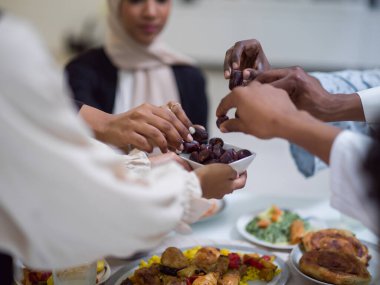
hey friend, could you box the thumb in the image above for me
[219,118,244,133]
[216,92,236,118]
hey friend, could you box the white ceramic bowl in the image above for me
[179,143,256,174]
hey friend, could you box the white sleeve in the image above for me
[357,86,380,123]
[329,131,379,236]
[0,14,209,270]
[88,139,152,175]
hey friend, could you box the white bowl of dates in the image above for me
[180,127,256,174]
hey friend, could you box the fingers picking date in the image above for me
[216,115,229,129]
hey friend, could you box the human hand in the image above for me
[224,39,270,83]
[216,81,299,139]
[195,164,247,199]
[149,152,192,171]
[101,103,193,153]
[255,67,335,121]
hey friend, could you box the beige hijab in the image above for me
[105,0,194,107]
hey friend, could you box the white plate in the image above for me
[289,241,379,285]
[195,198,226,223]
[179,143,256,174]
[97,260,112,284]
[105,244,289,285]
[236,210,327,250]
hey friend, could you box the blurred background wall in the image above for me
[2,0,380,70]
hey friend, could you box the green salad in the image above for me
[246,206,309,244]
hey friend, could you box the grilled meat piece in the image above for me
[161,247,189,269]
[300,250,371,285]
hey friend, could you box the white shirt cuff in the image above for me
[357,86,380,123]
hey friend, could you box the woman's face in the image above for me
[120,0,172,45]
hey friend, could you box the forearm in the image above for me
[321,93,365,122]
[278,111,342,164]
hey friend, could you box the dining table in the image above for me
[105,188,379,285]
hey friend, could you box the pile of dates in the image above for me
[183,126,252,165]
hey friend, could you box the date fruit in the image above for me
[192,126,208,144]
[198,149,211,163]
[220,149,238,164]
[229,70,244,90]
[237,149,252,160]
[189,151,200,163]
[209,137,224,147]
[183,141,200,154]
[212,144,224,159]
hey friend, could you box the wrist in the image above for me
[321,93,365,122]
[79,105,114,141]
[277,110,341,164]
[275,110,317,140]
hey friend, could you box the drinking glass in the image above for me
[53,262,97,285]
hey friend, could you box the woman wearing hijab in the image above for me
[66,0,208,152]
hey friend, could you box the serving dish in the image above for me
[180,143,256,174]
[105,244,289,285]
[236,208,326,250]
[289,240,379,285]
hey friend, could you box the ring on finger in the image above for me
[168,102,181,112]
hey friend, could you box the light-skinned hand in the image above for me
[216,81,298,139]
[101,102,193,153]
[195,164,247,199]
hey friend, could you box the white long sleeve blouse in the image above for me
[330,131,379,237]
[0,14,208,270]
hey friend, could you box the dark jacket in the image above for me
[65,48,208,127]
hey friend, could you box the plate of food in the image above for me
[195,198,227,223]
[105,244,289,285]
[236,205,326,250]
[289,228,379,285]
[16,260,111,285]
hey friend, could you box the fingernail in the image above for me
[179,144,184,151]
[176,149,182,154]
[232,62,239,69]
[187,134,193,142]
[220,127,227,133]
[188,126,195,135]
[224,70,230,78]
